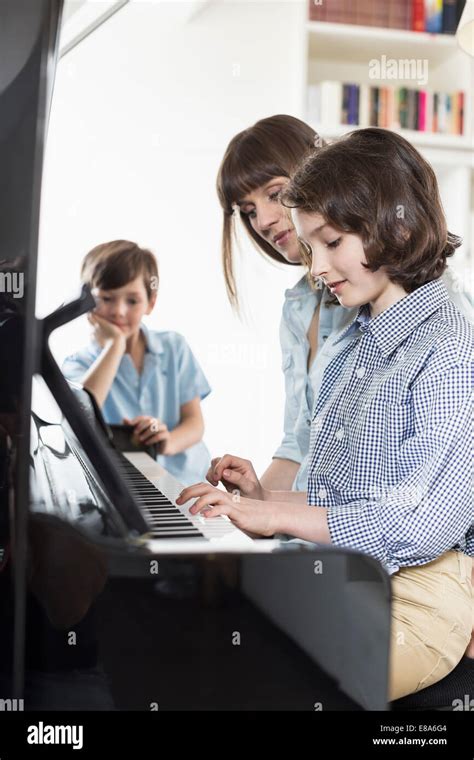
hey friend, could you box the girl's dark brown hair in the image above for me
[81,240,159,299]
[216,115,321,308]
[281,128,461,292]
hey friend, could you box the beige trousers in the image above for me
[388,550,473,701]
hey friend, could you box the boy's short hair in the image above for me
[281,128,461,292]
[81,240,159,299]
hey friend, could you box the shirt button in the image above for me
[355,367,366,378]
[318,488,327,500]
[322,335,328,341]
[306,419,311,427]
[335,428,345,440]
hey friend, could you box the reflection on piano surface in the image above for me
[31,376,278,551]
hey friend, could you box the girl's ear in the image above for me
[146,291,157,314]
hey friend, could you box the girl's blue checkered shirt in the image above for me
[307,278,473,575]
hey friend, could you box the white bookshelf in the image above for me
[307,21,459,63]
[303,18,474,273]
[311,123,474,165]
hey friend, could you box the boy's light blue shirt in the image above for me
[62,324,211,486]
[275,268,473,491]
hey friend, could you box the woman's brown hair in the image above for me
[216,115,320,308]
[81,240,159,299]
[281,128,461,292]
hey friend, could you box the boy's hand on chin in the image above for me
[88,311,126,348]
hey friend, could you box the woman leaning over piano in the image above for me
[177,128,474,701]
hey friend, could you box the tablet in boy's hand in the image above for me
[108,424,156,457]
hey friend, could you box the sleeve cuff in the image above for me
[326,502,386,562]
[180,383,211,406]
[272,444,303,464]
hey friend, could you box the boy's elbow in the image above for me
[192,415,205,443]
[179,399,205,443]
[195,418,205,441]
[83,381,102,408]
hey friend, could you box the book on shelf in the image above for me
[308,0,466,34]
[307,81,465,135]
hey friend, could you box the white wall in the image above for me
[37,0,307,475]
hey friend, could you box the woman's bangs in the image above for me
[221,141,287,212]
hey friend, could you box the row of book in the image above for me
[307,82,465,134]
[308,0,467,34]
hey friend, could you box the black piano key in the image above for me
[110,451,204,536]
[146,518,191,523]
[146,520,194,528]
[150,532,201,537]
[146,517,189,522]
[144,510,187,516]
[149,530,202,536]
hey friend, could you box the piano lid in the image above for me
[0,0,64,698]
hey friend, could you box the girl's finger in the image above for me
[213,455,233,479]
[189,492,232,515]
[213,455,246,481]
[201,505,232,520]
[221,468,241,483]
[176,483,216,504]
[207,459,221,485]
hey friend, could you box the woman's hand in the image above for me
[88,311,126,349]
[123,415,173,454]
[176,482,277,537]
[206,454,265,500]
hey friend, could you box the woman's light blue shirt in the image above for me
[62,324,211,486]
[274,269,473,491]
[274,275,355,490]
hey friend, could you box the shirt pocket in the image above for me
[352,397,414,486]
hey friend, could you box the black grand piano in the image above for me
[0,0,394,712]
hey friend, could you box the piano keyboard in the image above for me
[113,451,204,539]
[115,452,282,552]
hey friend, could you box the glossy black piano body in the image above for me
[23,371,392,710]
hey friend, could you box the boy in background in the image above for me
[63,240,211,486]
